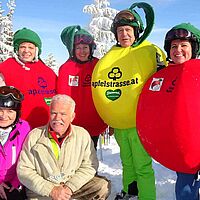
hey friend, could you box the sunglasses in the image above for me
[0,86,24,101]
[165,29,194,41]
[74,34,94,45]
[114,10,135,24]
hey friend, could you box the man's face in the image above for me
[117,25,135,47]
[18,42,36,63]
[50,100,75,138]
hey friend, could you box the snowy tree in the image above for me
[0,0,15,62]
[83,0,118,58]
[44,53,59,75]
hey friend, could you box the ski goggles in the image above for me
[0,98,21,109]
[74,34,94,45]
[165,28,194,41]
[114,10,136,24]
[0,86,24,101]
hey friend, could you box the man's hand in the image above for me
[50,185,72,200]
[0,182,10,200]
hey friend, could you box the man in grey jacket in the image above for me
[17,94,110,200]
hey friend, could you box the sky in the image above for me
[98,135,176,199]
[2,0,200,65]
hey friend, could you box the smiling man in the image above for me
[17,94,110,200]
[91,2,167,200]
[116,25,136,48]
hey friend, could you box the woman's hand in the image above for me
[0,182,10,200]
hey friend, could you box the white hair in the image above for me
[50,94,76,113]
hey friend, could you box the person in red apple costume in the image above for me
[0,28,57,129]
[57,25,107,149]
[137,23,200,200]
[164,23,200,200]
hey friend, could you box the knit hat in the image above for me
[13,28,42,55]
[60,25,96,57]
[164,23,200,59]
[111,2,154,47]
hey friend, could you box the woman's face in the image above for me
[18,42,36,63]
[170,39,192,64]
[0,108,17,128]
[74,43,90,62]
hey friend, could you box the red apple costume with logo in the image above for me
[137,23,200,200]
[57,58,106,136]
[137,23,200,174]
[0,28,57,129]
[57,25,107,148]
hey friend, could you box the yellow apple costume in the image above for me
[92,2,166,199]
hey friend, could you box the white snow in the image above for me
[97,135,177,200]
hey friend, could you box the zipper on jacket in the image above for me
[12,144,16,164]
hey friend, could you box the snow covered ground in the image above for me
[97,135,177,200]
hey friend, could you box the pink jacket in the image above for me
[0,119,30,188]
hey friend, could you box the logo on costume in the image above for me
[149,78,164,91]
[92,66,139,89]
[83,74,91,87]
[28,77,56,96]
[108,67,122,80]
[38,77,47,89]
[92,66,140,101]
[166,78,177,93]
[68,75,79,86]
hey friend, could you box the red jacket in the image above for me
[57,58,107,136]
[0,58,57,129]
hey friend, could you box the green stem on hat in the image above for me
[129,2,154,47]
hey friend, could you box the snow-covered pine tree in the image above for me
[0,0,15,62]
[83,0,118,58]
[44,53,59,75]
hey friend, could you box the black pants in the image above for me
[0,183,26,200]
[91,136,99,150]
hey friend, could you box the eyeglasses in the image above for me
[0,86,24,101]
[165,28,194,41]
[114,10,135,24]
[74,34,94,45]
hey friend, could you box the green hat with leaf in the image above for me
[111,2,155,47]
[60,25,95,57]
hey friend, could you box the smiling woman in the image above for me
[0,27,57,129]
[137,22,200,200]
[18,42,37,63]
[0,86,30,200]
[57,25,108,150]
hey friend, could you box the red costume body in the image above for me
[137,59,200,173]
[0,58,57,129]
[57,58,107,136]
